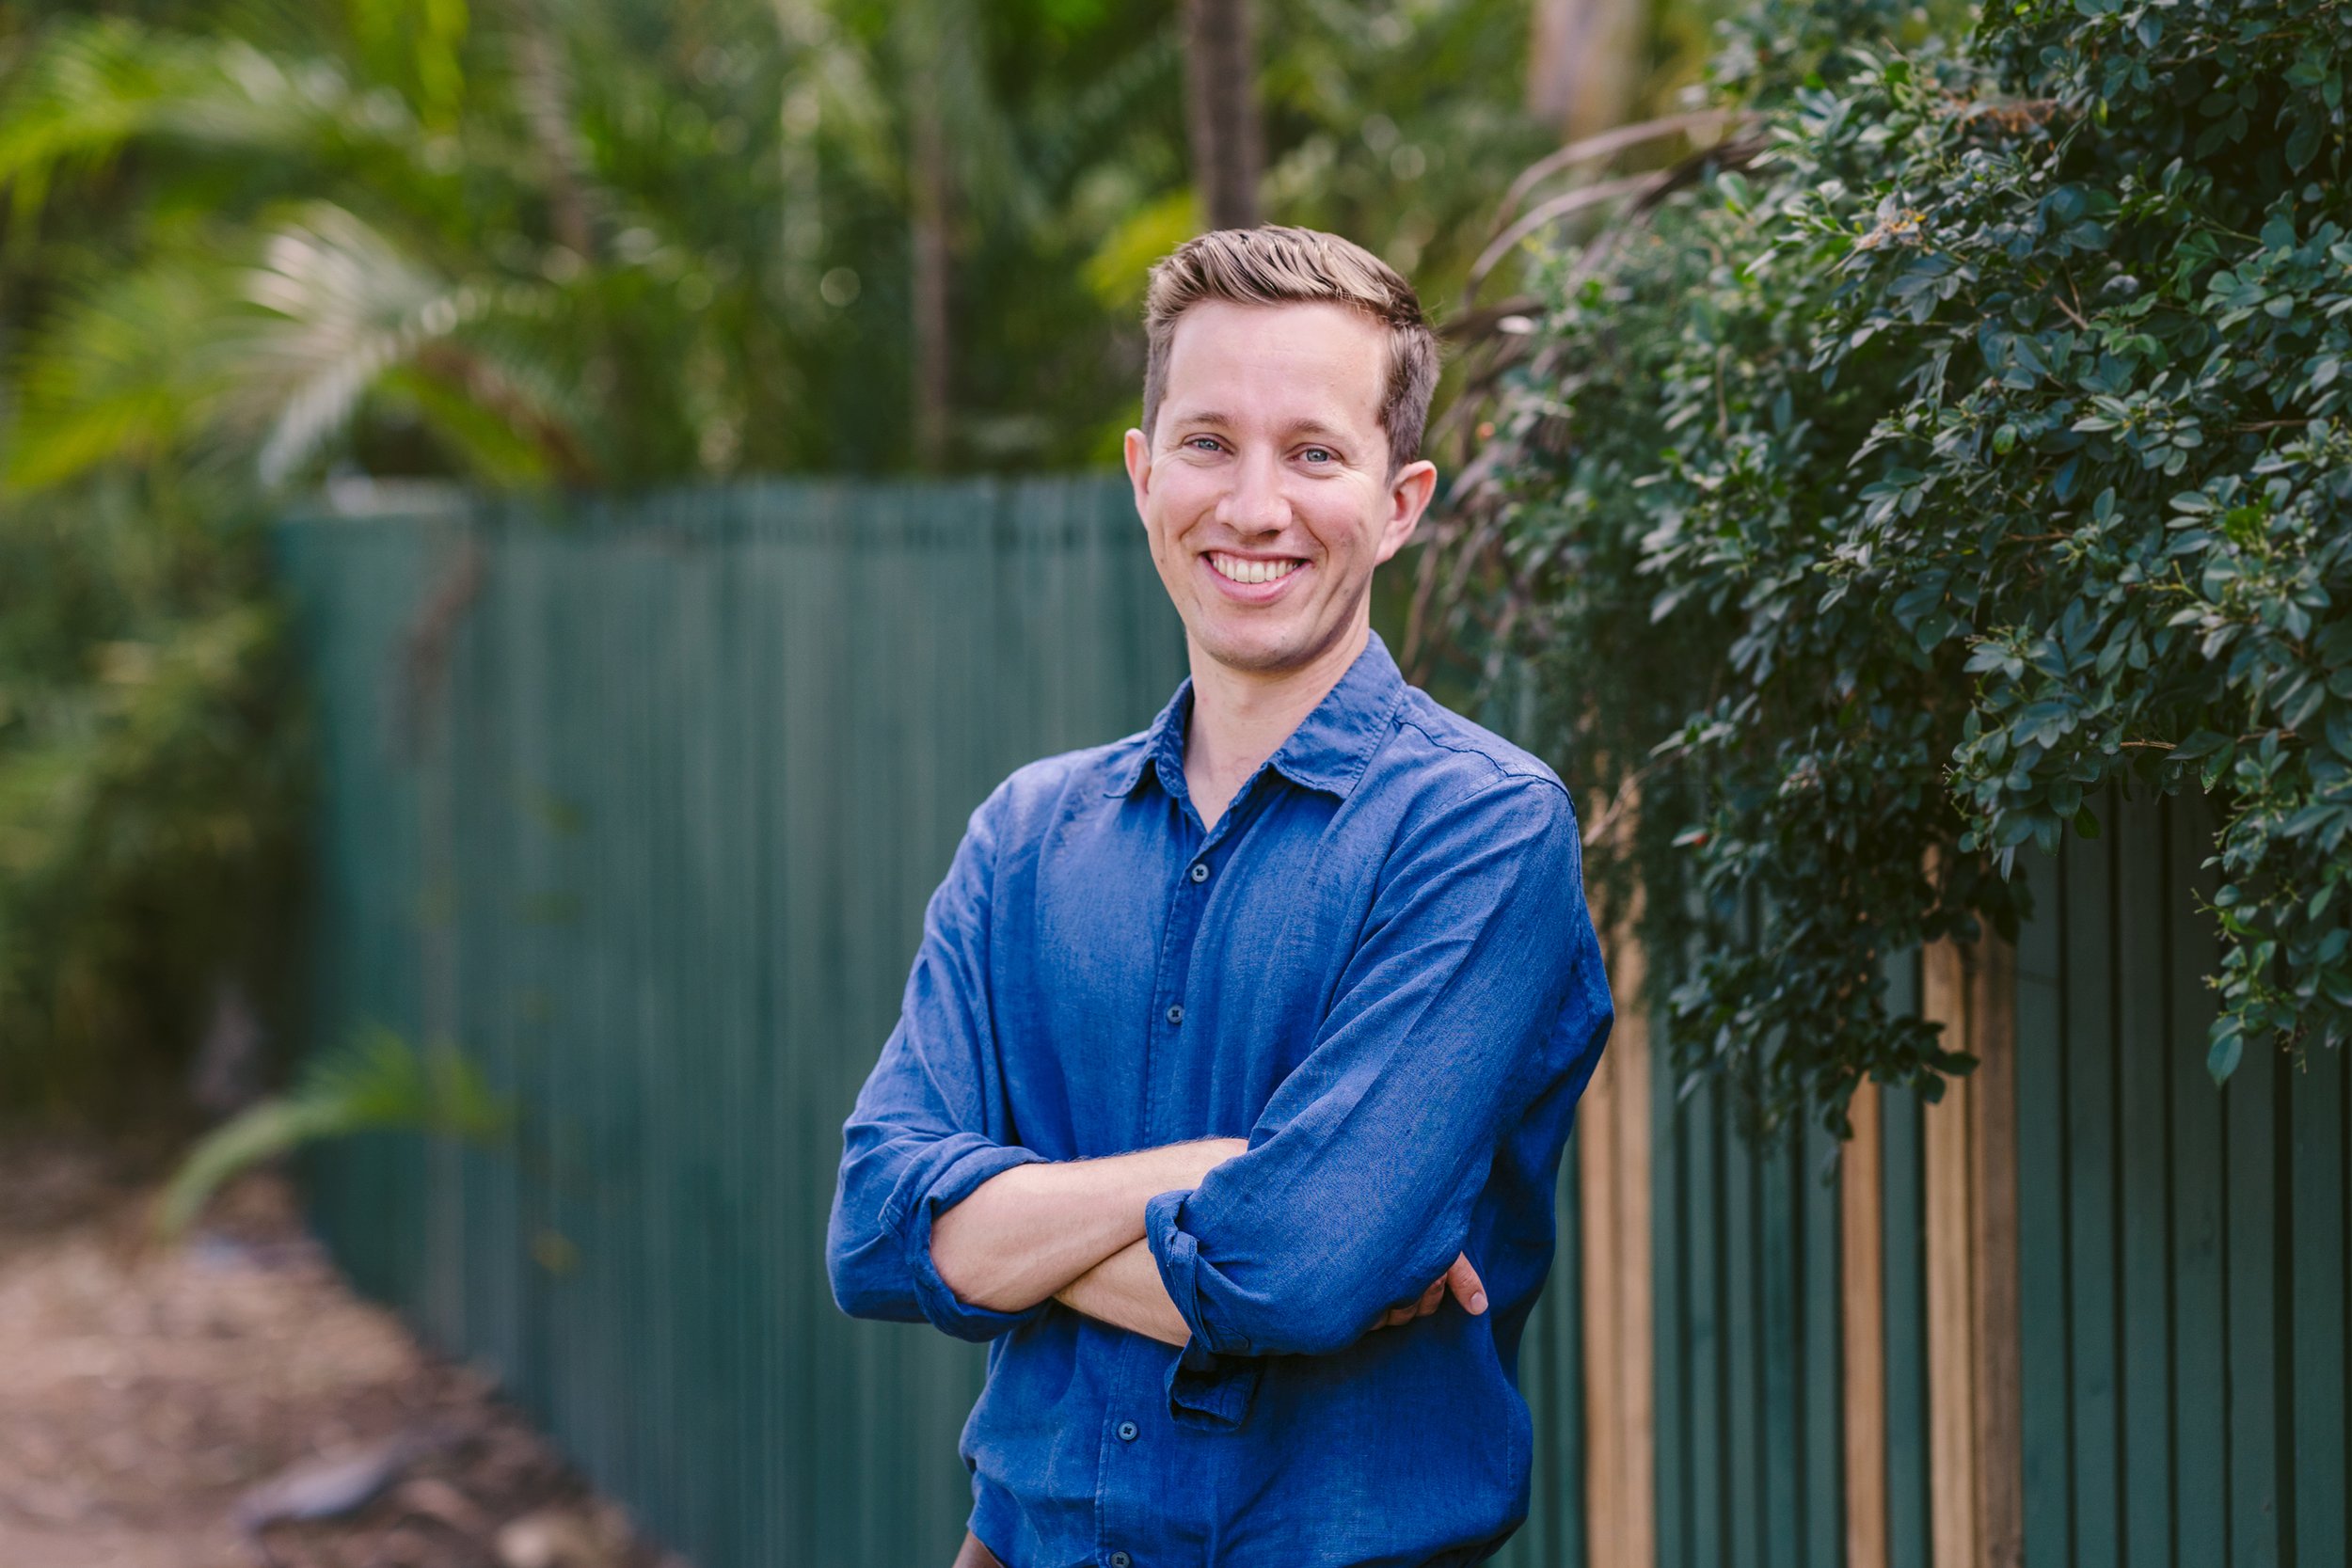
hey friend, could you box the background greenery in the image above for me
[0,0,1723,1121]
[1442,0,2352,1134]
[20,0,2339,1145]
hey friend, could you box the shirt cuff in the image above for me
[890,1137,1052,1342]
[1144,1188,1263,1429]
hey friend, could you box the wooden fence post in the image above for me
[1581,909,1655,1568]
[1920,931,2025,1568]
[1844,1076,1890,1568]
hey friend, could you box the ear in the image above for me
[1123,426,1152,517]
[1373,458,1439,565]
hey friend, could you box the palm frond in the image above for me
[8,205,588,491]
[235,202,478,483]
[236,204,593,484]
[0,17,416,230]
[4,250,255,489]
[154,1024,506,1242]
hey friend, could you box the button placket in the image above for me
[1138,822,1221,1141]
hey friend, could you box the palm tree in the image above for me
[0,0,1204,492]
[0,0,1621,1119]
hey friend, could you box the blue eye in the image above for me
[1301,447,1334,464]
[1186,436,1221,452]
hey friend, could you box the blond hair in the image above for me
[1140,226,1438,477]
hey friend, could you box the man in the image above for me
[826,226,1613,1568]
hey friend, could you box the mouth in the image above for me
[1204,551,1307,589]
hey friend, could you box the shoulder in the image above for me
[965,729,1152,847]
[1376,687,1575,831]
[1363,696,1593,942]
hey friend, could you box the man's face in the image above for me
[1125,299,1438,682]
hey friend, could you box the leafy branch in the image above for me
[1439,0,2352,1134]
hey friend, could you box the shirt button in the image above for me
[1166,1005,1184,1026]
[1118,1419,1139,1441]
[1111,1556,1132,1568]
[1188,861,1210,883]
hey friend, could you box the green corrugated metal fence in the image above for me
[2012,796,2348,1567]
[275,478,1593,1567]
[1832,800,2348,1567]
[1650,1074,1845,1568]
[1491,1156,1587,1568]
[279,477,2345,1568]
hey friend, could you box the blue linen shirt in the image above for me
[826,630,1613,1568]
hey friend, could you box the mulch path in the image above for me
[0,1132,684,1568]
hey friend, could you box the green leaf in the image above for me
[2285,119,2323,173]
[155,1027,506,1240]
[2206,1022,2244,1084]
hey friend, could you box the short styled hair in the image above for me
[1140,226,1438,478]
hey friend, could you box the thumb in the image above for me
[1446,1251,1487,1315]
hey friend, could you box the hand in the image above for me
[1373,1252,1486,1330]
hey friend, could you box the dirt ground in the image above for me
[0,1133,685,1568]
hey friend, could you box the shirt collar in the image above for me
[1104,630,1406,802]
[1103,679,1196,800]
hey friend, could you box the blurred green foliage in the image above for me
[1453,0,2352,1135]
[0,0,1631,486]
[0,474,302,1120]
[154,1023,505,1238]
[0,0,1722,1119]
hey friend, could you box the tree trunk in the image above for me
[908,78,952,469]
[1180,0,1263,230]
[1526,0,1646,142]
[506,0,597,257]
[771,0,827,309]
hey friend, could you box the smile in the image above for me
[1207,552,1305,585]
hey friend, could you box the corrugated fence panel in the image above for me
[274,480,1189,1565]
[274,478,1594,1568]
[1875,951,1932,1568]
[1650,1029,1844,1568]
[1487,1149,1586,1568]
[2010,793,2350,1568]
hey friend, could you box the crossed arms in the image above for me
[929,1139,1487,1348]
[825,772,1590,1410]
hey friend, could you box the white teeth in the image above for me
[1210,553,1302,585]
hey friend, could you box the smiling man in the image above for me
[827,227,1613,1568]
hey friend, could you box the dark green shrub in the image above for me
[1454,0,2352,1133]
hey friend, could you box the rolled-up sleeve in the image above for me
[1144,773,1610,1418]
[826,791,1050,1342]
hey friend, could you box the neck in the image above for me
[1182,616,1370,831]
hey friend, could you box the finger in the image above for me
[1445,1252,1488,1315]
[1414,1276,1446,1318]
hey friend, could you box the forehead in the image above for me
[1159,299,1388,433]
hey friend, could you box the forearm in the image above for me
[930,1137,1244,1313]
[1055,1238,1189,1347]
[1058,1233,1482,1352]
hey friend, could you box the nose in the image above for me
[1216,447,1289,537]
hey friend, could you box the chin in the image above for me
[1191,618,1323,676]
